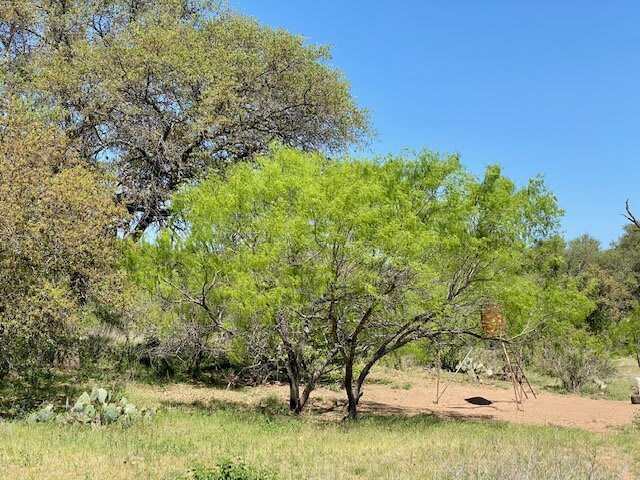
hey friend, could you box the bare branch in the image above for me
[624,200,640,230]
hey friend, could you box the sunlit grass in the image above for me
[0,382,638,480]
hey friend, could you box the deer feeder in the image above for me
[480,302,505,338]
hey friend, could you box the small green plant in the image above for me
[368,377,393,386]
[185,459,276,480]
[390,381,413,390]
[27,387,155,427]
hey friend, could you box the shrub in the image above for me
[385,340,432,368]
[540,329,614,392]
[0,110,126,383]
[256,394,288,416]
[185,460,276,480]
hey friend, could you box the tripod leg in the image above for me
[513,348,537,399]
[436,347,473,404]
[509,347,528,400]
[434,347,441,404]
[502,342,523,411]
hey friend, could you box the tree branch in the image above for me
[624,200,640,230]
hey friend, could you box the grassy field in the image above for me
[0,380,638,480]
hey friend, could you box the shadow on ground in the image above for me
[158,391,503,428]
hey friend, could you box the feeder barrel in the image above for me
[480,303,505,337]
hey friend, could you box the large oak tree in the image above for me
[1,0,370,235]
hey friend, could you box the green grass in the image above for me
[0,383,638,480]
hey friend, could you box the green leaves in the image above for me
[27,404,55,425]
[72,392,91,413]
[130,146,565,383]
[0,107,126,381]
[90,387,109,405]
[2,1,370,234]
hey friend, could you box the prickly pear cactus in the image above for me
[73,392,91,412]
[90,387,109,405]
[26,388,156,427]
[27,404,55,424]
[102,403,120,423]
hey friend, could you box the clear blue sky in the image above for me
[232,1,639,247]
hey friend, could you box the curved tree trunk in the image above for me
[287,374,302,413]
[286,348,339,414]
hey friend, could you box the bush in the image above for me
[0,110,126,383]
[385,340,432,368]
[256,394,288,416]
[540,329,614,392]
[185,460,276,480]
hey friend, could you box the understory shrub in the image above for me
[540,329,614,392]
[185,460,276,480]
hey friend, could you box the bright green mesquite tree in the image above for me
[131,147,584,418]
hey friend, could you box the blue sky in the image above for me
[232,1,639,247]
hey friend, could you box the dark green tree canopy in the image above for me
[1,0,370,235]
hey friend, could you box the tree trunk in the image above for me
[287,375,302,413]
[344,382,363,420]
[284,352,303,413]
[299,374,321,412]
[346,391,358,420]
[343,357,361,420]
[189,350,204,380]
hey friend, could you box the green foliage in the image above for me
[539,329,614,392]
[129,146,571,416]
[525,227,640,364]
[0,105,126,381]
[1,0,369,234]
[185,460,276,480]
[256,394,288,417]
[610,306,640,366]
[384,340,433,368]
[27,387,155,427]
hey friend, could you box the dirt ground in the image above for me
[138,370,639,433]
[319,379,638,433]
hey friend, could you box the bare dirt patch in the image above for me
[134,371,639,433]
[341,379,637,433]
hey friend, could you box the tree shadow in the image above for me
[155,389,521,431]
[356,400,495,422]
[161,397,255,413]
[0,372,85,419]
